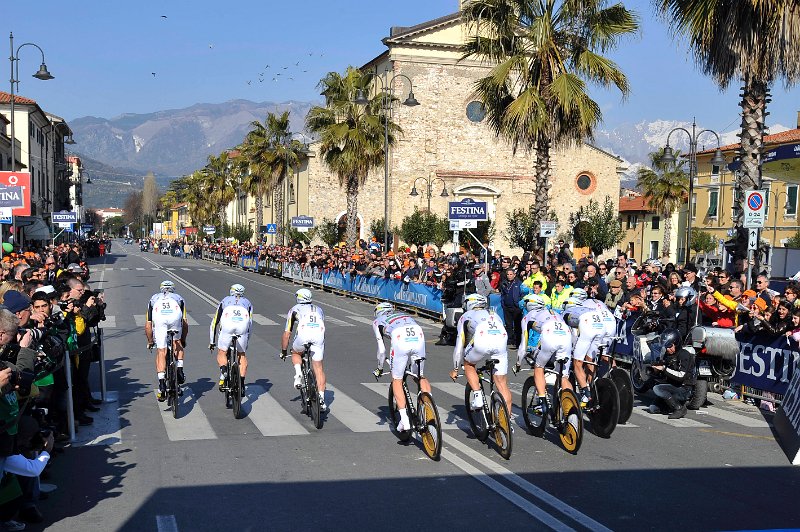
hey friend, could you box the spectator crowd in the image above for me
[0,238,107,530]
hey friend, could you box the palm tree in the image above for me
[637,148,689,261]
[306,66,401,246]
[204,151,237,228]
[657,0,800,195]
[461,0,638,235]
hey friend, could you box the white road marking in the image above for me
[105,267,114,271]
[134,314,146,327]
[156,515,179,532]
[136,267,145,271]
[151,267,160,271]
[120,267,130,271]
[252,313,278,326]
[432,381,466,400]
[240,385,309,436]
[699,405,772,428]
[324,316,354,327]
[361,382,469,431]
[197,268,206,271]
[102,316,117,328]
[181,267,191,271]
[631,406,710,428]
[325,385,385,432]
[186,314,199,326]
[347,315,374,326]
[72,391,121,446]
[166,267,176,271]
[156,388,217,441]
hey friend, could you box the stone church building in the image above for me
[248,7,623,254]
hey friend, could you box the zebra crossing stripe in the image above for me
[631,406,710,428]
[181,268,190,271]
[197,268,206,271]
[151,267,160,271]
[134,315,146,327]
[105,267,114,271]
[240,385,309,436]
[325,385,385,432]
[252,314,278,326]
[347,316,374,326]
[432,381,465,400]
[185,314,199,326]
[156,388,217,441]
[136,267,145,271]
[361,382,469,431]
[694,405,771,428]
[325,316,354,327]
[121,267,130,271]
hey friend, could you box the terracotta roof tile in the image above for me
[0,91,37,105]
[619,195,652,212]
[698,128,800,154]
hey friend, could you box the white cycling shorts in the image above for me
[464,344,509,376]
[533,321,572,368]
[218,332,249,354]
[389,324,425,379]
[153,322,182,350]
[572,313,605,362]
[292,332,325,362]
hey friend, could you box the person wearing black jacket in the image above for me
[435,257,472,346]
[649,329,696,419]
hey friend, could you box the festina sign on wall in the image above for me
[0,172,30,215]
[448,197,488,221]
[0,186,24,209]
[290,215,315,228]
[52,211,78,224]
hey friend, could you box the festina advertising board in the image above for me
[0,186,24,209]
[290,216,314,228]
[774,357,800,465]
[0,172,30,215]
[448,197,488,221]
[52,211,78,224]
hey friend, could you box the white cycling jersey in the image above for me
[453,309,509,376]
[519,308,571,368]
[286,303,326,361]
[372,312,425,380]
[563,304,605,362]
[147,292,186,349]
[210,295,253,353]
[581,298,618,349]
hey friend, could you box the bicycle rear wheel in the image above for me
[307,369,322,429]
[609,367,634,424]
[387,384,411,442]
[170,361,180,419]
[558,389,583,454]
[417,392,442,461]
[231,363,243,419]
[588,377,619,438]
[464,384,489,442]
[521,376,546,437]
[298,364,309,415]
[491,392,512,460]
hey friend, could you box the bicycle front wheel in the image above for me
[307,369,322,429]
[558,388,583,454]
[387,384,412,442]
[588,377,619,438]
[417,392,442,461]
[231,363,243,420]
[521,376,546,437]
[491,392,512,460]
[609,367,634,424]
[464,384,489,442]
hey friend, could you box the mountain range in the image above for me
[69,99,791,207]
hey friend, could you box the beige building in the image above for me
[234,8,623,254]
[619,191,685,264]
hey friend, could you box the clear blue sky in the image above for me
[3,0,797,133]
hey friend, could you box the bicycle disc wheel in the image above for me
[387,385,411,442]
[307,369,322,429]
[464,383,489,442]
[418,392,442,461]
[170,363,180,419]
[521,376,546,437]
[231,364,243,420]
[588,377,619,438]
[558,389,583,455]
[609,367,633,424]
[491,392,513,460]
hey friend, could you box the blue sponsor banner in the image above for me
[352,275,385,299]
[240,255,259,272]
[321,271,350,292]
[732,335,800,395]
[389,280,443,314]
[488,294,504,325]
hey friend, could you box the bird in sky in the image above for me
[151,72,156,77]
[160,15,167,18]
[247,80,252,85]
[289,77,294,81]
[276,73,281,76]
[303,70,308,73]
[283,66,288,69]
[259,79,264,83]
[265,65,270,69]
[308,52,313,56]
[272,78,277,82]
[295,61,300,66]
[208,44,214,49]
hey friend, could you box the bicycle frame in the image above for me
[474,359,499,430]
[400,358,425,429]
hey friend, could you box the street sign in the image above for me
[290,215,314,228]
[0,186,24,209]
[744,189,767,228]
[448,197,488,221]
[179,229,186,236]
[540,220,557,238]
[52,210,78,224]
[452,230,460,243]
[203,225,216,234]
[748,228,759,251]
[450,219,477,230]
[0,207,11,225]
[0,172,30,216]
[265,223,277,234]
[57,222,72,229]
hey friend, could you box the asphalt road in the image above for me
[34,244,800,532]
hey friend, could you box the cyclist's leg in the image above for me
[237,334,249,378]
[412,338,431,395]
[153,323,168,373]
[463,345,484,392]
[310,340,325,394]
[491,350,512,409]
[391,345,409,410]
[572,332,591,390]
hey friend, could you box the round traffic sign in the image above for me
[747,192,764,211]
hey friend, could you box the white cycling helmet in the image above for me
[523,294,548,313]
[569,287,588,303]
[563,297,584,309]
[296,288,313,304]
[160,280,175,293]
[230,284,245,297]
[465,293,488,311]
[375,302,394,317]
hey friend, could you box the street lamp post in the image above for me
[8,32,54,245]
[409,175,448,212]
[765,188,791,250]
[354,72,419,251]
[660,119,726,264]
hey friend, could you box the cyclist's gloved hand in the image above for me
[449,368,459,382]
[372,367,384,379]
[208,343,215,351]
[147,342,155,350]
[512,362,521,375]
[280,349,288,361]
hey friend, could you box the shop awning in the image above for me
[16,216,51,240]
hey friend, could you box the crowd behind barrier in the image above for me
[192,238,800,407]
[0,237,109,527]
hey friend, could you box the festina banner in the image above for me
[731,335,800,395]
[0,172,30,215]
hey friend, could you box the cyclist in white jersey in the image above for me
[210,284,253,391]
[372,302,431,432]
[581,295,618,359]
[561,288,604,405]
[450,294,512,412]
[281,289,327,410]
[144,280,188,401]
[515,295,572,413]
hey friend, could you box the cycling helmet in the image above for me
[230,284,245,297]
[523,294,547,313]
[465,293,488,311]
[659,328,682,350]
[674,285,697,307]
[160,280,175,293]
[563,297,583,309]
[296,288,313,304]
[375,302,394,317]
[569,287,588,303]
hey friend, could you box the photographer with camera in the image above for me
[647,328,696,419]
